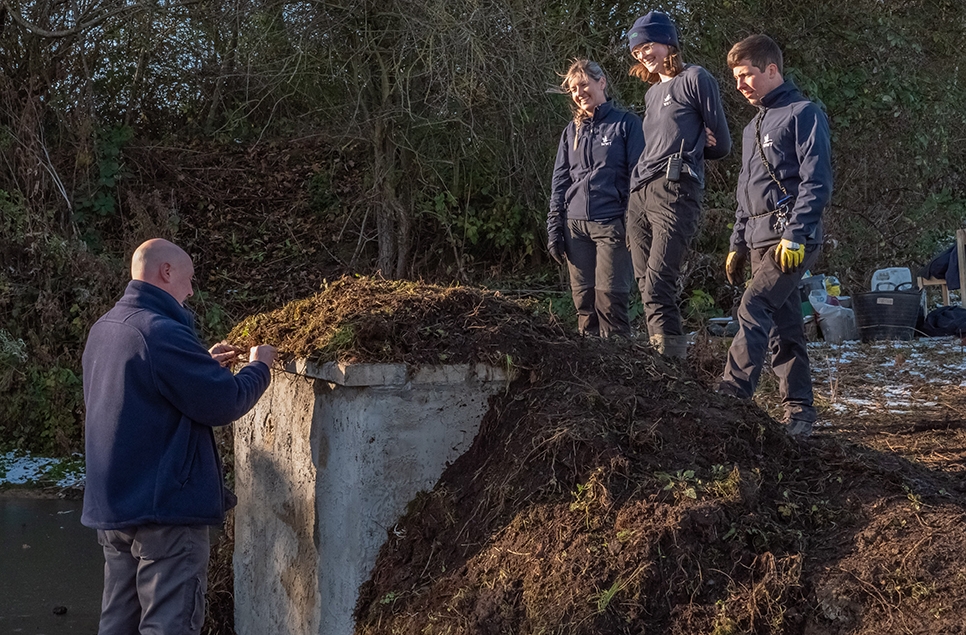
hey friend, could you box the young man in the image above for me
[82,238,277,634]
[717,35,833,436]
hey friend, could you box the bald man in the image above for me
[82,238,277,635]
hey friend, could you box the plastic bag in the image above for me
[811,296,859,344]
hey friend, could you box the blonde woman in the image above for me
[548,59,644,337]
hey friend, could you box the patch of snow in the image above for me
[0,452,85,488]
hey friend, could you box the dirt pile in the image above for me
[227,276,567,367]
[234,278,966,634]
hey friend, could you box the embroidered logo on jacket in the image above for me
[762,133,774,148]
[663,94,672,107]
[600,135,613,146]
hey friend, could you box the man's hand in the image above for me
[209,341,246,367]
[774,239,805,273]
[705,126,717,148]
[250,345,278,368]
[725,250,747,285]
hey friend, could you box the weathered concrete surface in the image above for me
[234,362,510,635]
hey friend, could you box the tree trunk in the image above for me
[373,116,397,277]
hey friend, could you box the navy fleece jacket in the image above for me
[81,281,271,529]
[730,79,832,251]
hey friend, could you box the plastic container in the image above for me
[853,289,922,341]
[800,274,826,296]
[870,267,912,292]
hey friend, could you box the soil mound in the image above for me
[235,278,966,634]
[228,276,566,367]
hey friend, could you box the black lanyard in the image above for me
[754,108,790,199]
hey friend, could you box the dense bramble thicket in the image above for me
[1,0,965,453]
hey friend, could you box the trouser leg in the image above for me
[98,524,210,635]
[770,260,820,423]
[591,217,632,337]
[136,524,210,635]
[99,529,143,635]
[565,220,599,336]
[626,189,652,336]
[720,244,820,404]
[637,177,702,337]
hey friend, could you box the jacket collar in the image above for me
[591,99,614,121]
[760,79,801,109]
[121,280,194,328]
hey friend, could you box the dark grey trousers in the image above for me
[719,243,821,422]
[564,217,633,337]
[97,524,210,635]
[626,176,703,337]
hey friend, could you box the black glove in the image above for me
[549,239,566,265]
[725,250,748,285]
[547,209,566,265]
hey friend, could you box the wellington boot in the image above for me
[786,419,814,437]
[662,335,688,360]
[649,334,688,360]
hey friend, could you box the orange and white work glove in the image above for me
[725,251,748,285]
[774,239,805,273]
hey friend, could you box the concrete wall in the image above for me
[233,361,510,635]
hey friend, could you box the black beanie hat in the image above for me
[627,11,679,52]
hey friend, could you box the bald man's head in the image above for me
[131,239,195,305]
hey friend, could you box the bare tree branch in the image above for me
[1,0,145,38]
[0,0,201,39]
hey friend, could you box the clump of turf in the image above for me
[227,276,570,368]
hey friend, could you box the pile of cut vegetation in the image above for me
[227,276,567,368]
[231,277,966,634]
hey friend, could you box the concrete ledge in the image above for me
[235,362,511,635]
[281,359,514,387]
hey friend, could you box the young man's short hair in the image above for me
[727,34,783,75]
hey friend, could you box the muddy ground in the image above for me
[231,278,966,635]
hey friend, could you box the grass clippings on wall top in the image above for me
[227,276,572,368]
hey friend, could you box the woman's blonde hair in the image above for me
[560,59,608,124]
[629,45,684,84]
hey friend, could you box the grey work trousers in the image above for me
[564,217,633,337]
[719,243,821,422]
[626,176,703,337]
[97,524,210,635]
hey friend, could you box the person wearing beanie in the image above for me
[548,59,644,337]
[624,10,731,358]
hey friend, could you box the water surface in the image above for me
[0,496,103,634]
